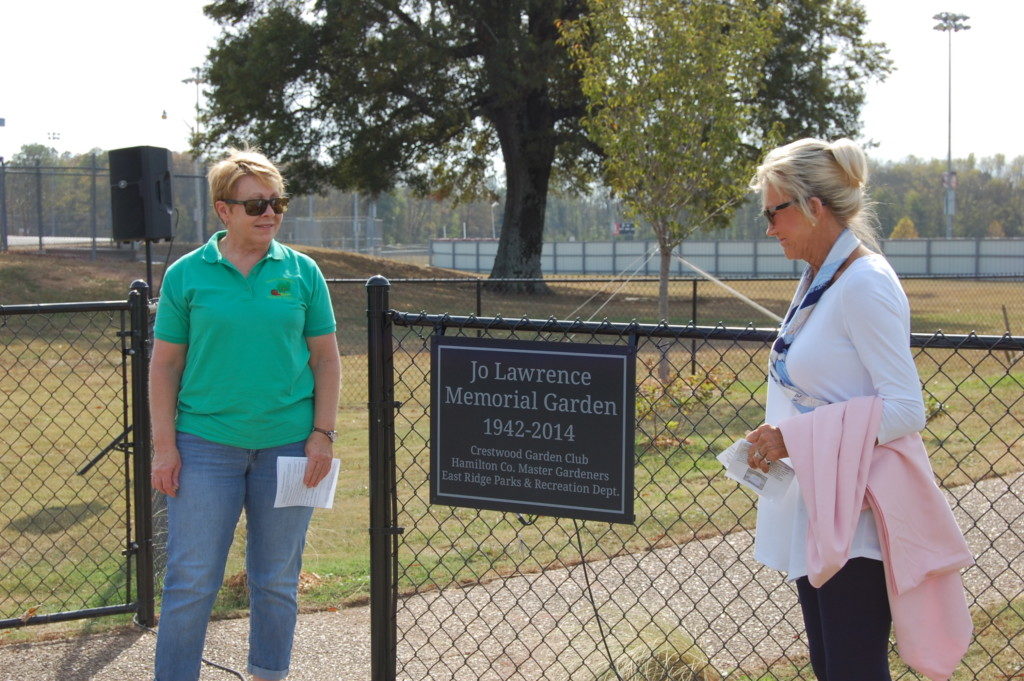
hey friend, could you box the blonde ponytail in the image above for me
[750,137,880,252]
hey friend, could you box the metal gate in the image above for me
[366,275,1024,680]
[0,281,155,629]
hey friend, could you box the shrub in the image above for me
[889,217,919,239]
[636,369,736,424]
[586,622,721,681]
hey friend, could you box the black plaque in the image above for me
[431,336,635,524]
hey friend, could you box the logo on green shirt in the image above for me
[268,277,296,298]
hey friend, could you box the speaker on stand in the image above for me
[109,145,174,291]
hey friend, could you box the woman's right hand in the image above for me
[149,339,187,498]
[152,446,181,497]
[745,423,788,473]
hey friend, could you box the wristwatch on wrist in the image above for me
[312,427,337,443]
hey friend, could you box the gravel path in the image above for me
[2,472,1019,680]
[0,607,371,681]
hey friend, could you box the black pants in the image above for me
[796,557,893,681]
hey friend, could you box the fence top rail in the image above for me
[0,300,130,316]
[389,310,777,341]
[909,331,1024,350]
[1,167,104,176]
[332,277,483,285]
[336,276,796,285]
[332,274,1024,286]
[0,164,203,180]
[388,310,1024,350]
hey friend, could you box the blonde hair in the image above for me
[207,147,286,204]
[750,138,880,251]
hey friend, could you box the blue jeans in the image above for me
[154,432,314,681]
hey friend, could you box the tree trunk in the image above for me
[658,246,671,323]
[658,244,672,382]
[474,1,582,295]
[486,108,556,294]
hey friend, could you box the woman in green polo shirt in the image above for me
[149,148,341,681]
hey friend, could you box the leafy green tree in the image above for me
[198,0,891,285]
[200,0,593,290]
[563,0,775,328]
[752,0,893,141]
[9,144,66,167]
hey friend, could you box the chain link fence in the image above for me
[0,275,1020,680]
[367,284,1023,680]
[334,276,1024,407]
[0,161,213,251]
[0,286,156,630]
[0,160,382,256]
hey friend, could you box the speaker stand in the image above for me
[143,240,155,293]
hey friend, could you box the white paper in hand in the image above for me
[274,457,341,509]
[715,438,794,503]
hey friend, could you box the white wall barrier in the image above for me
[430,238,1024,277]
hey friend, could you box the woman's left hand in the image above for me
[303,432,334,487]
[745,423,789,473]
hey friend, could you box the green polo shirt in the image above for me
[154,231,336,449]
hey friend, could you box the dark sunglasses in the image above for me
[762,200,796,225]
[223,197,290,216]
[762,197,827,224]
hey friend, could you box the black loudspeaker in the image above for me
[109,146,174,242]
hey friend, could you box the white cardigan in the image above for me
[754,253,927,580]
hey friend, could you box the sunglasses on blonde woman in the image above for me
[223,197,290,216]
[762,197,828,225]
[762,200,796,225]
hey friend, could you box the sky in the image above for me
[1,0,1021,165]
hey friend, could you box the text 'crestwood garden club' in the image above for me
[430,336,635,524]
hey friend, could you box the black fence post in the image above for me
[0,156,8,252]
[90,154,98,260]
[367,275,397,681]
[35,160,44,251]
[128,280,157,626]
[200,161,209,242]
[691,279,698,375]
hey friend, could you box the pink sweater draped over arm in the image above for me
[778,396,974,681]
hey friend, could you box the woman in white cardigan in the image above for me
[744,138,926,681]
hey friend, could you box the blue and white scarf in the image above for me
[769,228,862,412]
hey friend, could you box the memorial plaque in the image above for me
[431,336,635,524]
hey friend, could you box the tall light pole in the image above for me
[181,67,208,243]
[933,12,970,239]
[181,66,206,143]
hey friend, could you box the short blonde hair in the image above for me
[750,138,880,251]
[207,147,286,204]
